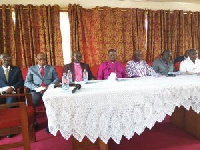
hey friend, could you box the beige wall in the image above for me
[1,0,200,11]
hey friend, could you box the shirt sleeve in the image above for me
[97,64,104,80]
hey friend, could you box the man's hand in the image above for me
[5,87,14,94]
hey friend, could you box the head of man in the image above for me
[73,51,82,63]
[188,49,198,63]
[133,50,142,62]
[108,49,117,62]
[161,50,172,63]
[36,52,47,67]
[0,53,11,68]
[184,50,189,58]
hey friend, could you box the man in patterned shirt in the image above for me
[126,50,155,78]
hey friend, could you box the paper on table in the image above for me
[35,86,46,92]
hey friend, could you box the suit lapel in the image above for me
[35,65,42,79]
[0,67,7,82]
[8,66,14,82]
[44,65,50,78]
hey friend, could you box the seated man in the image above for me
[126,50,155,78]
[0,53,24,103]
[174,49,189,64]
[63,51,93,82]
[152,49,174,75]
[179,49,200,73]
[97,49,127,80]
[24,52,59,131]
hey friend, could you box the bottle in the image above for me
[67,70,73,84]
[62,72,69,90]
[83,69,88,82]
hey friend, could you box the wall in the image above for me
[1,0,200,11]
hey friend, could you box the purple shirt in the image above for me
[97,61,127,80]
[126,60,155,77]
[74,63,83,82]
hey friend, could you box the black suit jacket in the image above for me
[63,62,93,81]
[0,65,24,89]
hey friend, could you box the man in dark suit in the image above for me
[24,52,59,131]
[0,53,24,104]
[63,51,93,81]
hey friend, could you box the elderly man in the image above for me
[126,50,155,78]
[0,53,24,103]
[152,50,174,75]
[98,49,127,80]
[63,51,93,81]
[179,49,200,73]
[25,52,59,132]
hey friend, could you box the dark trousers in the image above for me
[30,91,43,122]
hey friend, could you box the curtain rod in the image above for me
[0,6,68,12]
[0,6,197,13]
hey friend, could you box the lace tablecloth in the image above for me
[43,75,200,144]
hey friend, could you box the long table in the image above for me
[43,75,200,148]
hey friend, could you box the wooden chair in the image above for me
[0,93,36,150]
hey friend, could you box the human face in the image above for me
[1,54,11,68]
[37,54,47,66]
[73,52,82,63]
[108,51,117,62]
[133,51,142,62]
[162,51,172,63]
[189,50,198,62]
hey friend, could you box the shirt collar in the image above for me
[38,65,46,68]
[74,62,80,65]
[2,66,10,71]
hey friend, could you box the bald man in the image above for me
[0,53,24,103]
[24,52,59,131]
[63,51,93,81]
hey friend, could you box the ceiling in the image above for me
[127,0,200,4]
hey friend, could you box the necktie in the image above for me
[40,66,44,77]
[40,66,45,86]
[4,68,9,82]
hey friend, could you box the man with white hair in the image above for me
[179,49,200,73]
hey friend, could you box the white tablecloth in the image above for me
[43,75,200,144]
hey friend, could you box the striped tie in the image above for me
[5,68,9,82]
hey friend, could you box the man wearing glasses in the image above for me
[24,52,59,132]
[0,53,24,102]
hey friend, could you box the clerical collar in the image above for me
[74,62,80,65]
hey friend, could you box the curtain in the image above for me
[147,10,200,61]
[14,5,63,68]
[0,5,16,65]
[68,4,146,67]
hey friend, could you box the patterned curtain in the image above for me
[147,10,200,61]
[68,4,146,67]
[0,5,16,65]
[14,5,63,68]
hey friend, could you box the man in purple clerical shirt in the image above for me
[97,49,127,80]
[126,50,155,78]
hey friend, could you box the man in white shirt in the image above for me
[179,49,200,73]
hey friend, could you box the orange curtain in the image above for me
[147,10,200,61]
[68,4,146,67]
[14,5,63,68]
[0,5,16,65]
